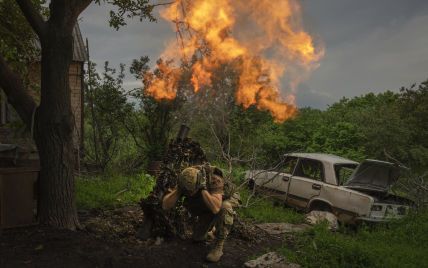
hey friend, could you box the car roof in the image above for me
[285,153,359,165]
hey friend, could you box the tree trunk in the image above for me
[34,22,79,229]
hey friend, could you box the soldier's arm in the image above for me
[162,187,181,210]
[201,190,223,214]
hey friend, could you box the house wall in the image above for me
[0,62,84,150]
[68,62,84,149]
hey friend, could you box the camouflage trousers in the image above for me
[192,192,241,241]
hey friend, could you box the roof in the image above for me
[286,152,359,165]
[34,23,88,62]
[72,23,88,62]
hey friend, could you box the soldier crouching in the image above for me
[162,166,239,262]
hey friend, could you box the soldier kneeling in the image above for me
[162,166,239,263]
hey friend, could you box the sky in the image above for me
[79,0,428,109]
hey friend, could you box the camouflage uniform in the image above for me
[184,174,239,242]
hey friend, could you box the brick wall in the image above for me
[0,62,84,150]
[69,62,83,149]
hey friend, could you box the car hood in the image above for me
[344,160,401,192]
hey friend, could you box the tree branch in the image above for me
[16,0,47,38]
[77,0,94,13]
[70,0,94,22]
[0,54,37,128]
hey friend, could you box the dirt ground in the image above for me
[0,206,285,268]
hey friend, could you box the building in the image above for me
[0,24,87,151]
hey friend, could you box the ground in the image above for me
[0,206,285,268]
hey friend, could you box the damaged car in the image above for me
[246,153,414,223]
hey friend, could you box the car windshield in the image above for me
[335,164,358,185]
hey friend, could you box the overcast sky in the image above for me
[79,0,428,109]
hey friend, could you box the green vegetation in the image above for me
[78,58,428,267]
[76,173,154,209]
[280,211,428,268]
[237,189,304,224]
[83,49,428,177]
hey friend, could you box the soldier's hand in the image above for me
[197,174,207,191]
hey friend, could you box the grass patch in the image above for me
[237,189,305,224]
[76,172,155,209]
[280,210,428,268]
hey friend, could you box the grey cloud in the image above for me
[295,83,335,109]
[306,13,428,105]
[302,0,428,48]
[80,3,174,76]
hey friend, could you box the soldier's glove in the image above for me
[197,173,207,192]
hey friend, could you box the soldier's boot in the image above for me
[136,217,153,241]
[206,238,225,263]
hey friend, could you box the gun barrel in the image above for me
[176,124,190,141]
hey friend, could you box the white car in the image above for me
[246,153,413,223]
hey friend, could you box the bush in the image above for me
[76,172,155,209]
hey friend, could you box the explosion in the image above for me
[145,0,324,122]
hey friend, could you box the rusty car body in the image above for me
[246,153,413,223]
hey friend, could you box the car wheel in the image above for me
[309,201,332,213]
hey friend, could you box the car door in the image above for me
[270,156,298,201]
[286,158,324,209]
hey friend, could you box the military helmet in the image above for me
[178,167,201,194]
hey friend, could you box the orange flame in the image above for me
[145,0,324,122]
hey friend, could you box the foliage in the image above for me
[76,173,155,209]
[280,210,428,268]
[203,82,428,172]
[0,0,158,229]
[94,0,156,30]
[126,57,184,163]
[0,0,46,73]
[84,61,134,171]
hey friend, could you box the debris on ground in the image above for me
[244,252,301,268]
[255,223,311,235]
[81,206,144,244]
[0,206,285,268]
[232,217,265,242]
[305,210,338,230]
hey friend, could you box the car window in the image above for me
[335,164,358,185]
[282,157,298,174]
[294,158,324,181]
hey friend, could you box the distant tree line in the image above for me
[84,57,428,176]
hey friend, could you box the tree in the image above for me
[85,61,132,171]
[127,57,185,164]
[0,0,156,229]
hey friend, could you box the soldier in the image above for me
[162,165,239,263]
